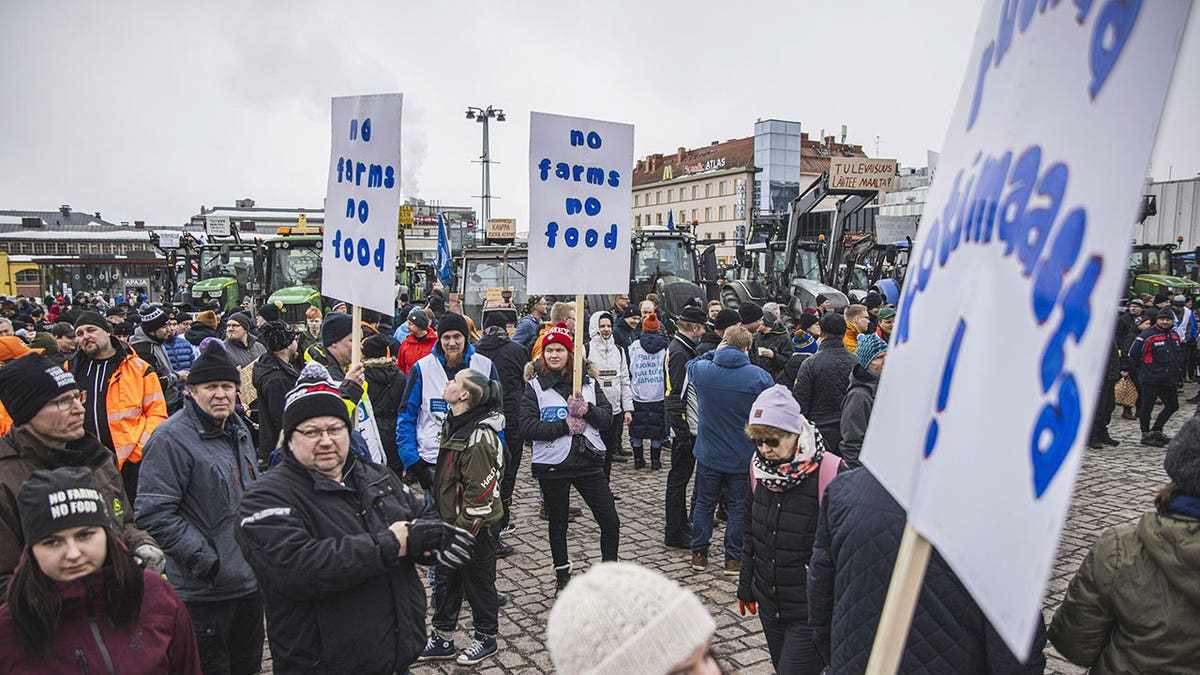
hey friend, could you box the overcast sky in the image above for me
[2,1,1196,231]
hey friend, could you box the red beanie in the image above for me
[543,322,574,353]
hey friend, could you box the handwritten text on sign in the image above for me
[527,112,634,295]
[829,157,897,192]
[858,0,1191,659]
[322,94,402,316]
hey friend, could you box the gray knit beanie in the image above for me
[1165,415,1200,496]
[546,562,715,675]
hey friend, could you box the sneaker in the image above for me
[1101,434,1120,447]
[664,537,690,549]
[613,494,623,501]
[555,564,572,592]
[418,631,456,661]
[499,522,516,536]
[456,633,498,665]
[691,552,708,571]
[1141,433,1166,447]
[495,542,514,559]
[497,592,509,607]
[1153,430,1172,444]
[724,559,741,577]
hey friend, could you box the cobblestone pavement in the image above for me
[259,393,1188,674]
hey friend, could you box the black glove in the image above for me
[406,519,476,569]
[406,460,435,490]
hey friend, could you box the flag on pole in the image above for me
[436,213,453,286]
[667,210,674,230]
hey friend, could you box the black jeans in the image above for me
[186,592,265,675]
[1091,379,1116,440]
[433,528,499,636]
[120,459,141,505]
[1139,382,1179,433]
[664,433,695,544]
[539,469,620,569]
[498,432,523,531]
[600,415,623,479]
[759,613,823,675]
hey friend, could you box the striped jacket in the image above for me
[1126,325,1183,386]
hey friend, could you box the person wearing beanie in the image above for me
[1049,416,1200,673]
[476,308,534,545]
[0,353,163,593]
[875,305,897,341]
[793,311,857,453]
[738,385,839,674]
[135,341,264,672]
[66,311,168,504]
[1125,307,1183,446]
[697,307,741,355]
[739,301,765,331]
[531,301,577,361]
[777,312,823,388]
[520,315,619,591]
[862,291,883,333]
[662,305,707,546]
[252,321,301,465]
[685,325,773,576]
[396,307,438,375]
[752,303,795,380]
[360,333,406,475]
[838,334,889,468]
[185,310,220,347]
[628,313,669,470]
[236,362,474,674]
[814,293,830,314]
[0,467,201,673]
[397,311,501,493]
[223,310,266,369]
[547,562,718,675]
[129,305,183,413]
[611,303,641,350]
[256,302,283,326]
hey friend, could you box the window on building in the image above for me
[423,229,430,238]
[635,214,641,228]
[705,183,713,198]
[679,210,686,225]
[14,269,38,283]
[691,208,698,221]
[720,181,728,196]
[656,212,663,226]
[719,206,728,220]
[634,194,640,206]
[692,186,699,199]
[656,191,662,205]
[704,207,712,222]
[667,189,674,202]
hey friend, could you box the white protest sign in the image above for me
[205,216,230,237]
[528,112,633,294]
[156,232,181,249]
[860,0,1192,660]
[322,93,402,316]
[829,157,897,192]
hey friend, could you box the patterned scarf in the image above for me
[751,418,827,492]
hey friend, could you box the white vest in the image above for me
[415,351,495,462]
[628,341,666,403]
[530,379,605,466]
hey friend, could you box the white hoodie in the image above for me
[586,335,634,415]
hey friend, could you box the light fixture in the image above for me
[465,110,475,119]
[496,113,506,122]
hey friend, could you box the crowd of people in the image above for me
[0,286,1195,674]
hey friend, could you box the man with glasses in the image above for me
[0,353,163,594]
[135,342,264,674]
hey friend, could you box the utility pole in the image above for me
[466,105,505,238]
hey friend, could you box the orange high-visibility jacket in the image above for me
[66,352,167,467]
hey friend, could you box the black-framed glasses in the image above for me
[751,437,781,448]
[294,423,349,440]
[49,391,86,412]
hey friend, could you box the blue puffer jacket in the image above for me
[162,334,196,373]
[685,347,773,474]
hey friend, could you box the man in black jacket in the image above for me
[663,306,706,548]
[252,321,300,464]
[808,468,1047,673]
[362,334,408,477]
[792,314,858,452]
[1125,308,1183,446]
[236,366,473,674]
[474,312,530,545]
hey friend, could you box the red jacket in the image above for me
[0,567,201,674]
[397,330,438,375]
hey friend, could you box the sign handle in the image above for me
[572,293,585,394]
[350,304,363,371]
[864,522,932,675]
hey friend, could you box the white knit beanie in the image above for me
[546,562,716,675]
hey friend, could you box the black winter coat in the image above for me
[793,340,858,428]
[738,471,821,622]
[1115,309,1143,355]
[665,333,699,439]
[520,364,613,479]
[183,324,218,347]
[695,330,721,355]
[235,451,429,674]
[808,469,1047,674]
[475,331,531,436]
[364,357,407,467]
[252,352,298,462]
[753,325,794,379]
[1125,325,1183,385]
[776,352,813,387]
[838,365,879,468]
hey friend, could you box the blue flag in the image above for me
[667,210,674,230]
[436,214,453,285]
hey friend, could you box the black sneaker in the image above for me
[1101,435,1120,447]
[418,631,456,661]
[456,633,498,665]
[1141,433,1166,447]
[1153,430,1172,444]
[495,542,514,559]
[497,592,509,606]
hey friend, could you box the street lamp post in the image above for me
[465,105,505,246]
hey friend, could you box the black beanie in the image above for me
[713,308,741,331]
[321,312,353,347]
[19,467,109,546]
[139,305,169,333]
[820,313,848,337]
[483,311,509,330]
[798,313,820,330]
[283,362,352,439]
[621,304,641,319]
[227,311,254,334]
[437,312,469,339]
[188,342,240,385]
[260,320,297,353]
[1165,415,1200,496]
[864,292,883,310]
[739,302,764,325]
[73,311,111,334]
[0,354,79,427]
[258,303,283,323]
[362,334,391,359]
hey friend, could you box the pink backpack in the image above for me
[749,451,845,505]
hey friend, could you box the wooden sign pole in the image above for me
[350,304,363,371]
[864,522,933,675]
[572,293,585,394]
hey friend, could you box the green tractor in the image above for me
[264,225,325,326]
[190,238,263,314]
[1128,243,1200,300]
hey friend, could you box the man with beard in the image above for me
[396,312,500,500]
[65,312,168,504]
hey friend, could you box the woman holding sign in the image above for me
[521,325,619,591]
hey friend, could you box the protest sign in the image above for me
[829,157,897,192]
[322,93,403,317]
[205,216,230,237]
[859,0,1193,665]
[527,112,633,295]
